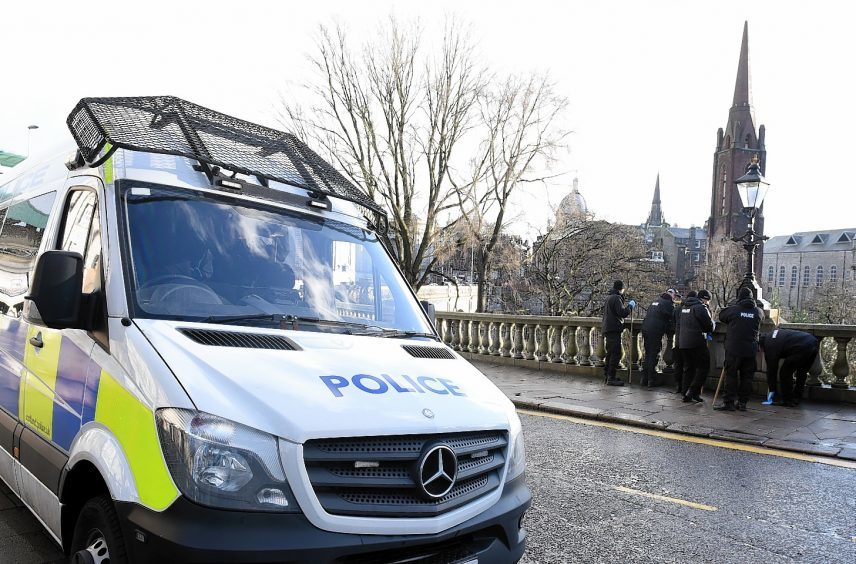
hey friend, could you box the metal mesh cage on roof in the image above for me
[66,96,384,215]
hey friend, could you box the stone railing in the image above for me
[435,312,856,398]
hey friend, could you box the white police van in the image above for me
[0,97,529,562]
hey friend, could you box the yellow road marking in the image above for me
[613,485,717,511]
[517,408,856,470]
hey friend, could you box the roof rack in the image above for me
[65,96,384,217]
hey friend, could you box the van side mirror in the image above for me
[419,300,436,330]
[24,251,84,329]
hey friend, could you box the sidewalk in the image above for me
[473,360,856,461]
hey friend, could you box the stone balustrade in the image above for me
[435,311,856,400]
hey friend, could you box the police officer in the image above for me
[680,289,714,403]
[716,287,764,411]
[640,289,677,388]
[601,280,636,386]
[671,290,692,394]
[760,328,819,407]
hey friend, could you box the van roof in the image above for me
[66,96,383,217]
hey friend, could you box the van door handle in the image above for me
[29,332,44,348]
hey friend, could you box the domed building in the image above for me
[555,177,589,224]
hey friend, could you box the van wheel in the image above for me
[70,495,128,564]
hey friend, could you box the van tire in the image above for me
[70,495,129,564]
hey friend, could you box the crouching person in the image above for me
[760,329,820,407]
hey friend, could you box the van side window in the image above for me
[58,190,106,341]
[0,192,57,312]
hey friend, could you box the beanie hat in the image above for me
[686,290,697,298]
[697,289,712,300]
[738,287,752,300]
[613,280,625,291]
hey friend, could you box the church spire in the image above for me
[647,173,663,226]
[732,21,752,109]
[726,21,756,148]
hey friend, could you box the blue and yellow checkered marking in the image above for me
[9,327,177,509]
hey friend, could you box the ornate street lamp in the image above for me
[733,154,770,300]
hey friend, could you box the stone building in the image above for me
[641,175,707,289]
[762,228,856,311]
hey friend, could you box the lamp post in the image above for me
[733,154,770,300]
[26,125,39,157]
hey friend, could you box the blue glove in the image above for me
[628,300,637,309]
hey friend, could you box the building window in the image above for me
[803,266,811,286]
[830,265,838,283]
[693,252,700,262]
[694,240,700,249]
[767,266,774,282]
[790,266,798,288]
[651,250,663,261]
[778,266,785,287]
[816,266,824,287]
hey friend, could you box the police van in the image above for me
[0,97,529,562]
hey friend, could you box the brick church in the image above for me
[643,21,766,289]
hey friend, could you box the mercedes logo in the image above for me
[422,408,434,419]
[416,444,458,499]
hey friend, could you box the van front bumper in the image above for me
[116,476,531,563]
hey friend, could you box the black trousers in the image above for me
[779,345,818,402]
[681,345,710,397]
[604,331,622,379]
[642,332,663,384]
[724,354,756,404]
[673,348,685,392]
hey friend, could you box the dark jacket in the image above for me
[761,329,819,378]
[678,296,714,349]
[602,289,632,334]
[641,293,675,337]
[718,298,764,357]
[671,302,682,347]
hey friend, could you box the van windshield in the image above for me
[120,183,432,335]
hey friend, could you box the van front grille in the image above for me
[303,431,507,517]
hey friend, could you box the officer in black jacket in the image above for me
[679,289,714,403]
[760,329,819,407]
[716,287,765,411]
[671,290,693,394]
[601,280,636,386]
[640,289,677,388]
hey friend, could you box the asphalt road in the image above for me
[2,412,854,563]
[518,411,856,564]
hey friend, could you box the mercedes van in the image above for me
[0,96,529,562]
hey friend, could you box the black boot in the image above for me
[606,377,625,387]
[714,401,736,411]
[737,401,747,411]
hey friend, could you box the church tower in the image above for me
[647,173,664,227]
[708,21,766,262]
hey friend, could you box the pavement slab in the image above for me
[471,360,856,460]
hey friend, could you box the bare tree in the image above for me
[524,215,668,316]
[452,75,569,311]
[279,18,484,290]
[701,237,745,311]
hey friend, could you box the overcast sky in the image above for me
[1,0,854,239]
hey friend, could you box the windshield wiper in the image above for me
[197,313,388,334]
[376,330,439,340]
[198,313,283,325]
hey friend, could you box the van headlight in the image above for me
[506,412,526,482]
[156,408,299,512]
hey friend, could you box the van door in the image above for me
[18,186,104,539]
[0,191,57,496]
